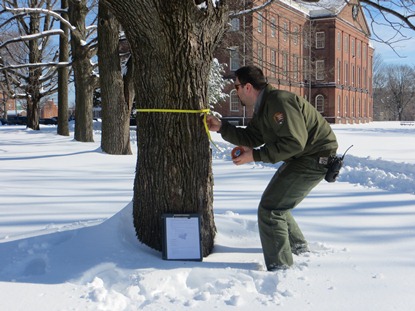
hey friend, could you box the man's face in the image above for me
[234,78,247,106]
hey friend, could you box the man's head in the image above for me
[235,66,268,91]
[234,65,268,107]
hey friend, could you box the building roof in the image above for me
[281,0,348,18]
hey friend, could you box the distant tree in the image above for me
[68,0,98,142]
[0,0,64,130]
[58,0,70,136]
[208,58,230,108]
[372,53,388,120]
[384,64,415,121]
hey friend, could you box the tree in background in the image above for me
[68,0,98,142]
[208,58,230,108]
[0,0,64,130]
[385,64,415,121]
[57,0,70,136]
[373,52,415,121]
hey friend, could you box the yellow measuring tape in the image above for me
[136,108,220,149]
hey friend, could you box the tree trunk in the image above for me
[98,2,132,155]
[103,0,228,256]
[56,0,70,136]
[26,10,42,131]
[69,0,96,142]
[57,0,70,136]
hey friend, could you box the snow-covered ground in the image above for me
[0,121,414,310]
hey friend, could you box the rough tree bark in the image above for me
[97,2,132,155]
[102,0,228,256]
[69,0,97,142]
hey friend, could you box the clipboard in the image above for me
[161,214,202,261]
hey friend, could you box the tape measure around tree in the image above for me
[135,108,221,150]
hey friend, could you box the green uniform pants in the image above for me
[258,155,328,271]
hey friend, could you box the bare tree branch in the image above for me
[2,7,76,31]
[0,29,64,49]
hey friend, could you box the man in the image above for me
[206,65,338,271]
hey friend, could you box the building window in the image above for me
[344,96,348,117]
[337,59,341,82]
[364,99,367,117]
[282,52,288,76]
[351,39,355,57]
[337,32,341,50]
[304,59,309,82]
[293,26,299,45]
[316,60,325,80]
[257,45,264,68]
[257,12,263,33]
[271,49,277,75]
[271,17,276,37]
[315,95,324,113]
[352,64,355,85]
[230,90,239,112]
[363,68,367,88]
[344,35,348,53]
[283,21,288,41]
[230,18,240,31]
[357,41,361,58]
[229,47,239,71]
[316,32,325,49]
[351,97,355,117]
[358,67,361,87]
[337,95,341,116]
[293,55,299,80]
[363,44,367,61]
[344,62,348,84]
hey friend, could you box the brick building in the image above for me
[40,99,58,118]
[214,0,373,124]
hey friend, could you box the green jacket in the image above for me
[219,85,338,164]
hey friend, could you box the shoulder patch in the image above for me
[273,112,284,125]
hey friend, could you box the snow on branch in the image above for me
[0,62,71,72]
[3,7,76,31]
[0,29,64,49]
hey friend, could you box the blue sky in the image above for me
[363,1,415,67]
[370,28,415,66]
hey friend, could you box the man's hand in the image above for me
[232,147,254,165]
[206,115,222,132]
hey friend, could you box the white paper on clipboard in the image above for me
[162,214,202,261]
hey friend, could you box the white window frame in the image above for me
[283,21,288,41]
[257,12,263,33]
[271,17,276,37]
[316,32,325,49]
[316,60,325,80]
[230,18,240,32]
[271,49,277,74]
[293,26,299,45]
[257,45,264,68]
[315,94,324,113]
[230,90,239,112]
[282,52,288,76]
[229,47,239,71]
[337,32,341,50]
